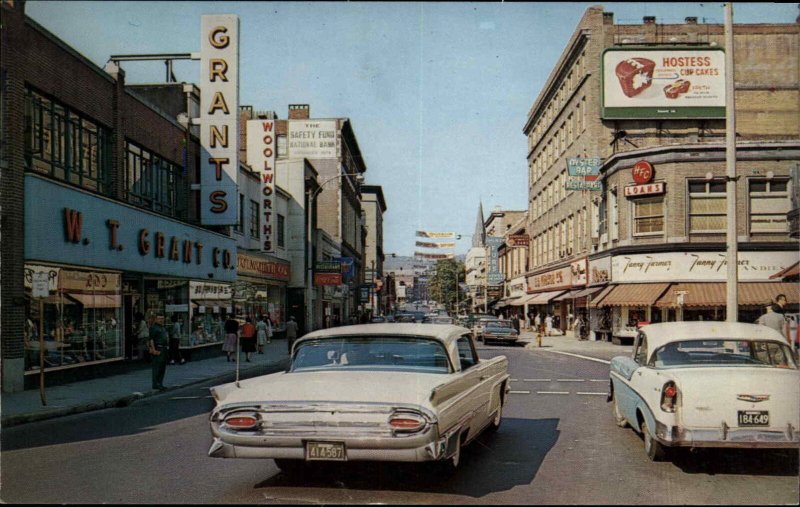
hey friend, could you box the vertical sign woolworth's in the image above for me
[247,120,276,252]
[200,15,239,225]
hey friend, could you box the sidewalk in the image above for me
[0,339,290,428]
[517,329,633,363]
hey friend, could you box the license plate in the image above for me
[305,441,346,461]
[738,410,769,427]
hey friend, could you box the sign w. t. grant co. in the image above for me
[237,253,290,281]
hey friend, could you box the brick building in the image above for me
[523,6,799,341]
[360,185,388,315]
[1,1,237,392]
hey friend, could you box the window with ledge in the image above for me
[688,180,726,233]
[277,214,286,248]
[276,134,288,157]
[25,87,111,194]
[124,141,187,218]
[249,199,259,238]
[749,178,789,233]
[633,197,665,235]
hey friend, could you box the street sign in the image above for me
[32,272,49,299]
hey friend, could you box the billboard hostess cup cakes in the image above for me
[615,58,656,97]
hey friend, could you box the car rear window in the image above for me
[651,339,798,369]
[292,336,451,373]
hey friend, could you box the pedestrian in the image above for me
[134,311,149,361]
[256,315,269,354]
[168,314,185,365]
[240,317,257,362]
[190,324,204,346]
[222,314,239,362]
[534,313,542,330]
[148,313,169,390]
[775,294,787,314]
[285,315,299,354]
[756,303,789,344]
[544,314,554,337]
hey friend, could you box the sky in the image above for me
[25,1,799,257]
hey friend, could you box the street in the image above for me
[2,344,796,504]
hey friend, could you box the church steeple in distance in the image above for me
[473,201,485,248]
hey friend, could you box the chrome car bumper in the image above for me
[655,421,800,449]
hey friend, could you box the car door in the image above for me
[611,331,648,425]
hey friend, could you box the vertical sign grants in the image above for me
[247,120,276,253]
[200,14,239,225]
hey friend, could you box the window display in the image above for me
[24,265,122,371]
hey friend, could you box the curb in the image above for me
[0,357,290,428]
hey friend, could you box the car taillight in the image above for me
[224,413,259,430]
[660,382,679,412]
[389,413,427,433]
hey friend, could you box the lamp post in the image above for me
[306,171,364,334]
[724,2,739,322]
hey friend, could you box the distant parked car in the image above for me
[208,324,510,475]
[370,316,386,323]
[481,320,519,345]
[609,322,800,462]
[429,316,456,325]
[473,317,501,342]
[394,313,417,323]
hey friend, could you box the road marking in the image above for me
[556,379,585,382]
[543,350,611,365]
[509,390,531,394]
[589,379,607,383]
[537,391,570,395]
[509,378,519,381]
[523,379,551,382]
[577,392,608,396]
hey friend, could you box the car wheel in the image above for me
[613,395,628,428]
[434,434,462,476]
[641,420,666,462]
[274,459,307,476]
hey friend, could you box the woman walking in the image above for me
[240,316,257,362]
[256,315,271,354]
[222,314,239,362]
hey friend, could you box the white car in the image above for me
[208,324,509,474]
[609,322,799,461]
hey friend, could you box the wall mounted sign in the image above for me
[287,120,339,159]
[602,47,725,119]
[506,235,530,248]
[200,14,240,225]
[247,119,275,252]
[566,157,603,191]
[237,253,290,281]
[631,160,654,185]
[624,182,665,197]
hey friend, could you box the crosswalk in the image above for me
[507,378,608,396]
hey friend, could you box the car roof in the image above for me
[299,323,471,345]
[640,321,788,353]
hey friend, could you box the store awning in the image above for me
[656,282,800,308]
[514,293,539,305]
[69,294,121,308]
[526,290,568,305]
[770,261,800,281]
[596,283,671,307]
[573,286,606,300]
[495,299,509,308]
[588,285,616,308]
[553,289,584,302]
[508,296,528,306]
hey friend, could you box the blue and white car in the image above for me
[609,322,799,461]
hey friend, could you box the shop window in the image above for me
[249,199,260,238]
[124,141,187,219]
[277,214,286,248]
[633,197,664,235]
[276,134,288,157]
[749,178,790,233]
[24,87,111,194]
[688,179,726,233]
[24,265,122,372]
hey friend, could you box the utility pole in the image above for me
[725,3,739,322]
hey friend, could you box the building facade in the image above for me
[523,7,799,340]
[361,185,387,316]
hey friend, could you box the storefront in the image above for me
[188,281,232,346]
[592,251,799,343]
[526,258,588,332]
[502,276,528,324]
[235,252,290,334]
[24,174,237,379]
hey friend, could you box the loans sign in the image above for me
[602,48,725,119]
[200,14,240,225]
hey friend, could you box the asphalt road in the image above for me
[1,344,797,504]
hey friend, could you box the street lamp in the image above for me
[306,171,364,334]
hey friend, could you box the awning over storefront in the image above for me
[656,282,800,308]
[588,285,616,308]
[514,293,539,305]
[191,299,226,308]
[526,290,567,305]
[596,283,671,307]
[508,296,528,306]
[553,289,584,302]
[770,261,800,281]
[574,286,606,299]
[495,299,509,309]
[68,294,121,308]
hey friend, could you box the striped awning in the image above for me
[596,283,671,307]
[588,285,616,308]
[553,289,584,302]
[526,290,567,305]
[656,282,800,308]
